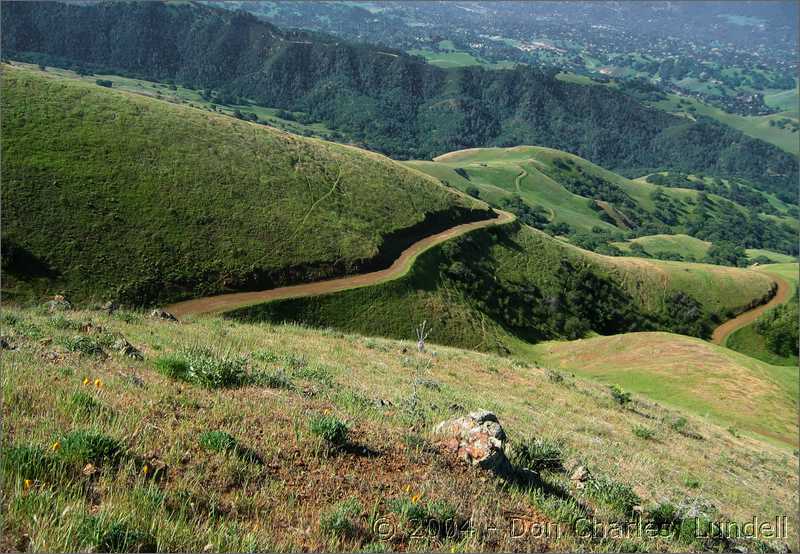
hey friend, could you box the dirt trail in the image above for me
[711,274,791,345]
[167,210,516,318]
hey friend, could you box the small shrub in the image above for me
[545,369,565,384]
[609,384,631,406]
[57,430,122,466]
[319,498,362,538]
[310,415,349,446]
[509,437,564,472]
[62,335,104,356]
[48,314,79,330]
[425,499,456,523]
[669,416,688,432]
[77,515,155,553]
[154,348,246,388]
[293,363,334,387]
[251,349,279,363]
[632,425,656,440]
[683,476,701,489]
[388,497,428,522]
[649,502,680,526]
[251,369,294,390]
[183,347,246,388]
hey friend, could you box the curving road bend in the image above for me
[167,209,516,318]
[710,274,791,345]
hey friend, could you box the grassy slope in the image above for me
[407,146,797,238]
[611,234,795,264]
[612,234,711,260]
[651,94,799,156]
[726,263,799,366]
[11,61,337,141]
[2,306,796,551]
[1,65,487,305]
[229,222,774,358]
[524,332,798,447]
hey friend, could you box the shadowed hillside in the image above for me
[1,65,489,305]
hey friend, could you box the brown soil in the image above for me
[166,210,515,318]
[711,274,791,345]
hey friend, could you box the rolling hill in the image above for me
[405,146,798,257]
[229,222,776,351]
[524,331,798,446]
[0,65,490,305]
[2,1,798,202]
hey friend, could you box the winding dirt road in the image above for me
[167,210,516,318]
[710,274,791,345]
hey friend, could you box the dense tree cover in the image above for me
[3,1,797,202]
[686,193,798,256]
[704,241,748,267]
[755,296,799,357]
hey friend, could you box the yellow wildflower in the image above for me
[411,494,421,504]
[51,441,61,452]
[94,378,103,388]
[142,464,150,476]
[83,377,90,386]
[404,484,411,494]
[23,479,33,491]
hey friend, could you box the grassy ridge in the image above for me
[230,223,775,349]
[2,306,796,551]
[409,146,798,242]
[1,65,487,305]
[523,332,798,447]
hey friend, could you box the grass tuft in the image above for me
[508,437,564,472]
[310,415,349,447]
[57,430,122,466]
[77,515,156,553]
[319,498,362,538]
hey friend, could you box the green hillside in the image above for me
[525,331,798,447]
[726,263,799,367]
[652,93,799,155]
[406,146,798,258]
[3,1,798,202]
[611,234,795,264]
[2,305,796,551]
[230,223,775,351]
[1,65,489,305]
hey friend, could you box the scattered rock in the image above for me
[112,338,143,360]
[570,465,590,488]
[101,301,118,315]
[0,336,12,350]
[374,398,393,408]
[117,371,145,387]
[448,402,465,413]
[82,463,97,476]
[45,295,71,312]
[433,410,511,474]
[149,309,178,322]
[41,351,62,363]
